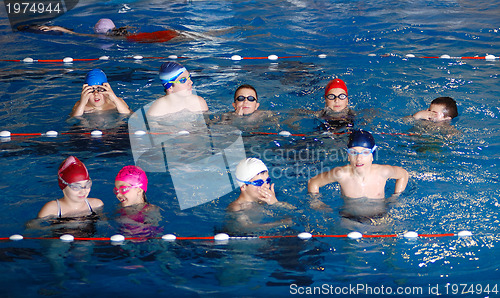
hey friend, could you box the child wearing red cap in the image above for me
[37,156,103,219]
[317,78,355,131]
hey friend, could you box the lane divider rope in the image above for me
[0,53,498,63]
[1,230,473,243]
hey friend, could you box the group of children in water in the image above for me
[36,55,459,233]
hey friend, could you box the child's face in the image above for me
[88,85,107,107]
[428,104,450,121]
[242,171,271,198]
[325,88,349,112]
[232,88,260,115]
[169,70,193,95]
[114,180,145,207]
[62,179,91,202]
[347,146,374,169]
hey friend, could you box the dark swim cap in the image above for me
[159,62,186,89]
[347,129,376,150]
[85,69,108,86]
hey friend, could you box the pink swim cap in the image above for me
[115,165,148,192]
[58,156,90,190]
[94,18,116,34]
[325,78,348,97]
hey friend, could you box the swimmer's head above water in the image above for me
[94,18,116,34]
[324,78,349,112]
[348,129,377,153]
[159,62,187,90]
[115,165,148,193]
[235,158,268,187]
[57,156,90,190]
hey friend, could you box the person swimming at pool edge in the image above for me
[307,129,409,210]
[17,18,179,43]
[114,165,162,239]
[37,156,103,219]
[70,69,131,117]
[412,96,458,122]
[147,62,208,117]
[227,158,294,231]
[317,78,355,131]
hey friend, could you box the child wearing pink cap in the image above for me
[114,165,162,239]
[37,156,103,219]
[114,165,149,207]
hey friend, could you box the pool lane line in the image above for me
[0,129,421,140]
[1,53,498,63]
[2,231,473,243]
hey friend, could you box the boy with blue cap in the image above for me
[308,129,408,204]
[147,62,208,117]
[70,69,131,117]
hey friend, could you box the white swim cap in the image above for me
[94,18,116,34]
[235,158,268,187]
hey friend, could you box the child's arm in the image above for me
[387,165,409,196]
[307,168,340,194]
[70,84,92,117]
[37,200,57,218]
[102,83,131,114]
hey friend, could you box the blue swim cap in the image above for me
[85,69,108,86]
[159,62,186,89]
[348,129,376,150]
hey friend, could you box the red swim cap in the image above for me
[58,156,90,190]
[325,78,348,97]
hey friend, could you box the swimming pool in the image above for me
[1,0,499,296]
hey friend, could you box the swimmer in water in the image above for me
[17,18,180,43]
[114,165,149,208]
[412,96,458,122]
[37,156,103,219]
[70,69,131,117]
[307,129,409,210]
[316,78,355,131]
[227,158,294,231]
[147,62,208,117]
[114,165,162,239]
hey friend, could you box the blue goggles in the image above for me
[346,146,377,156]
[236,177,271,187]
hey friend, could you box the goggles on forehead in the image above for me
[60,178,92,191]
[236,177,271,187]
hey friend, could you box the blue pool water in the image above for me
[1,0,500,296]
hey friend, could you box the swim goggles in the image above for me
[346,146,377,156]
[91,86,106,93]
[236,177,271,187]
[326,93,347,101]
[113,184,142,195]
[60,179,93,191]
[168,75,191,84]
[235,95,257,102]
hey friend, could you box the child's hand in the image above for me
[80,84,94,104]
[100,83,120,102]
[257,183,278,205]
[235,106,245,116]
[413,110,435,120]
